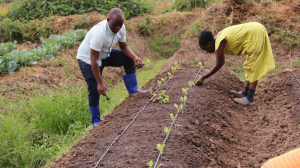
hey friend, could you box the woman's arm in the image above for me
[197,39,227,85]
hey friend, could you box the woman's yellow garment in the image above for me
[261,147,300,168]
[215,22,275,82]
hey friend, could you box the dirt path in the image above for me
[49,67,300,168]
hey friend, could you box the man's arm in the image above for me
[118,41,143,63]
[197,39,227,85]
[90,49,106,95]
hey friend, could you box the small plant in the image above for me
[144,57,152,67]
[156,143,165,155]
[151,90,169,103]
[188,80,195,87]
[148,160,153,168]
[157,80,163,86]
[168,72,173,78]
[197,61,203,67]
[164,127,171,136]
[182,88,189,94]
[170,113,175,122]
[158,90,169,103]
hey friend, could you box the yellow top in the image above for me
[215,22,275,82]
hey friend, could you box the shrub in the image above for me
[171,0,208,12]
[6,0,154,21]
[137,15,154,36]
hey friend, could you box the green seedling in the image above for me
[144,57,152,67]
[157,163,162,168]
[174,103,179,109]
[158,90,169,103]
[164,127,171,136]
[189,80,195,87]
[164,76,168,81]
[170,113,175,122]
[195,78,198,83]
[156,143,165,155]
[180,104,183,110]
[158,80,162,86]
[147,160,153,168]
[182,88,189,94]
[168,72,173,78]
[197,62,203,67]
[148,87,153,95]
[171,66,177,72]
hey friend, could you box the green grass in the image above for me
[231,65,245,82]
[293,60,300,68]
[148,34,181,58]
[0,58,167,167]
[205,61,215,68]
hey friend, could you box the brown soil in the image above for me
[48,67,300,168]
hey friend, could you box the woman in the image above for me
[196,22,275,105]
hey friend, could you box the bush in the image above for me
[6,0,154,21]
[172,0,208,11]
[0,17,53,43]
[136,15,154,36]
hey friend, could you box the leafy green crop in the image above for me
[6,0,154,21]
[0,41,18,56]
[0,29,87,74]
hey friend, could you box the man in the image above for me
[77,8,148,126]
[196,22,275,105]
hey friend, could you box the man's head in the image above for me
[107,8,124,33]
[199,30,215,53]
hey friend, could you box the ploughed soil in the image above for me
[49,67,300,168]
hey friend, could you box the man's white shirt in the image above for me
[77,19,126,66]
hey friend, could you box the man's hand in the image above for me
[133,57,143,64]
[196,76,205,86]
[97,83,106,95]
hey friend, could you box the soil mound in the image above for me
[49,67,300,168]
[162,0,300,72]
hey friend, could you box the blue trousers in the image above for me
[78,48,136,107]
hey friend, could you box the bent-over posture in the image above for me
[197,22,275,105]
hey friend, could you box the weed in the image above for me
[225,60,232,66]
[72,15,91,29]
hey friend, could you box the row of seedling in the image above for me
[148,62,203,168]
[93,62,180,167]
[149,62,180,104]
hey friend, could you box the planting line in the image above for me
[291,71,300,85]
[94,70,178,168]
[153,67,202,168]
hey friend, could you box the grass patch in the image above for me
[205,61,215,68]
[231,65,245,82]
[101,58,167,116]
[293,60,300,68]
[0,58,167,167]
[148,34,181,58]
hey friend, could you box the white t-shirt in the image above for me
[77,19,126,66]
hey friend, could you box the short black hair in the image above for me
[199,31,214,46]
